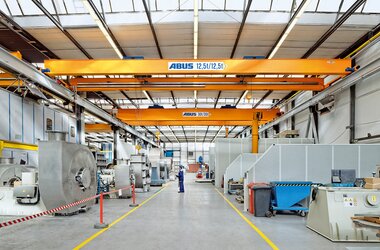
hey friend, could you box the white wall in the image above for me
[276,40,380,145]
[164,142,212,166]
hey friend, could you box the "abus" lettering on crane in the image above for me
[168,62,194,70]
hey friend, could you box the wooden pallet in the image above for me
[352,216,380,225]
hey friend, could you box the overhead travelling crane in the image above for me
[1,55,355,153]
[86,108,280,153]
[43,58,352,76]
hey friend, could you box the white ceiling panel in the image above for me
[199,23,239,46]
[237,24,285,46]
[102,91,125,99]
[155,23,193,46]
[161,46,193,58]
[111,25,157,47]
[267,91,291,99]
[219,91,242,98]
[27,28,79,50]
[68,28,111,48]
[198,46,231,58]
[123,47,160,58]
[202,0,225,10]
[149,91,172,98]
[50,49,89,59]
[198,90,219,98]
[250,0,272,11]
[85,49,120,59]
[172,91,194,98]
[125,91,146,99]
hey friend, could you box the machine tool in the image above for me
[307,187,380,242]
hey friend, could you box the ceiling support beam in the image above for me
[336,23,380,59]
[301,0,366,58]
[171,91,177,108]
[82,0,126,59]
[271,91,297,109]
[31,0,93,59]
[95,91,120,108]
[234,126,250,138]
[235,90,248,106]
[230,0,253,58]
[120,91,138,108]
[168,126,180,143]
[253,90,273,108]
[229,126,237,135]
[0,10,59,61]
[211,126,223,143]
[267,0,311,59]
[182,126,188,143]
[155,126,172,143]
[214,91,221,108]
[203,126,209,142]
[142,0,163,59]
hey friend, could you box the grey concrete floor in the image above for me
[1,174,380,250]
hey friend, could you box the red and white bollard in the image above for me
[129,184,139,207]
[94,193,109,229]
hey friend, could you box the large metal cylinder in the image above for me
[114,163,133,198]
[38,140,97,214]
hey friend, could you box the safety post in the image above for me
[129,184,139,207]
[94,193,109,229]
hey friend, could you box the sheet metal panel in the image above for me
[43,106,54,140]
[307,145,332,183]
[334,145,359,170]
[54,111,63,131]
[10,94,22,142]
[281,145,306,181]
[34,103,44,142]
[359,145,380,177]
[0,91,9,140]
[68,117,76,143]
[22,99,34,144]
[254,145,280,183]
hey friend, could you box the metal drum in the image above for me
[38,138,97,214]
[114,163,133,198]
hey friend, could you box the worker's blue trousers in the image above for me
[179,181,184,192]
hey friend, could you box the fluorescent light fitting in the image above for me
[143,90,153,103]
[82,0,124,59]
[268,0,312,59]
[193,0,199,59]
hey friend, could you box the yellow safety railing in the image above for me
[0,140,38,157]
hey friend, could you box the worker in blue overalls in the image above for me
[176,165,185,193]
